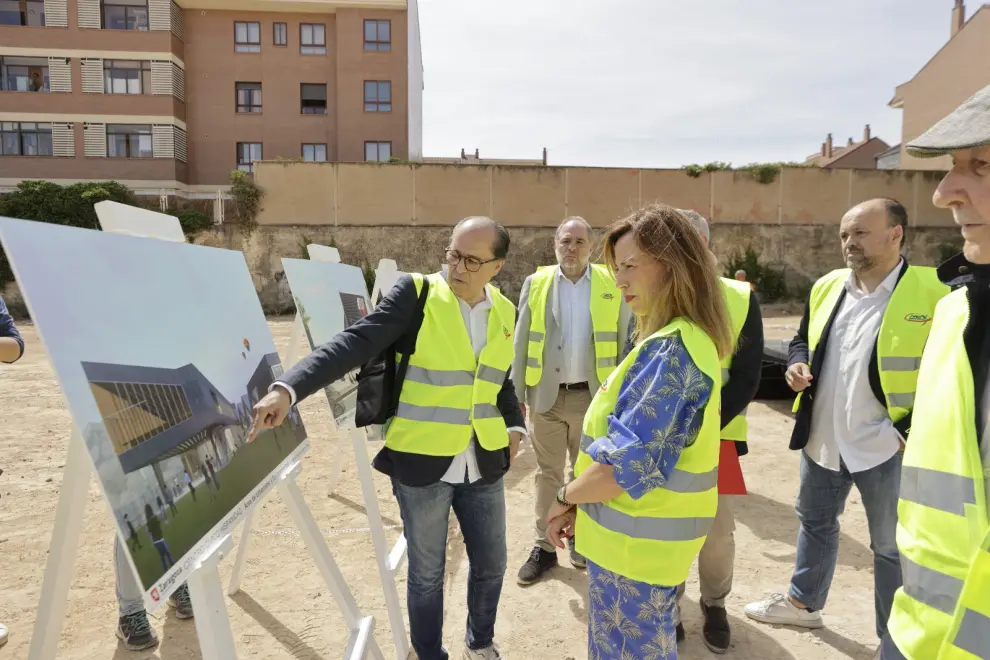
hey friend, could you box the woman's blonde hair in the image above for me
[602,203,734,359]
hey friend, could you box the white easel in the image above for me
[27,203,383,660]
[227,249,409,660]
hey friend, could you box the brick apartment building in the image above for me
[0,0,423,196]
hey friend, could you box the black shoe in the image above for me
[701,602,731,654]
[116,611,159,651]
[516,546,557,585]
[567,536,586,569]
[167,583,194,619]
[676,622,685,643]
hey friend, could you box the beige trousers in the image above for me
[676,494,736,608]
[531,387,592,552]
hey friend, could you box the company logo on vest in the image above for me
[601,293,614,300]
[904,313,932,325]
[502,325,511,338]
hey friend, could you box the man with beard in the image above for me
[745,198,949,652]
[879,83,990,659]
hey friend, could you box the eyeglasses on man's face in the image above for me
[444,248,499,273]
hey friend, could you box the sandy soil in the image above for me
[1,314,883,659]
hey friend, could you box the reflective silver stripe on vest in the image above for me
[529,331,544,342]
[880,356,922,371]
[721,368,730,384]
[580,503,713,541]
[900,554,962,615]
[579,435,717,493]
[953,607,990,658]
[900,466,976,517]
[477,365,507,385]
[527,357,540,368]
[595,331,618,342]
[405,366,474,387]
[396,402,470,425]
[886,392,915,408]
[597,356,617,368]
[473,403,501,419]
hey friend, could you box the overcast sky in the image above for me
[419,0,957,167]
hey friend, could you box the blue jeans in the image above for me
[393,478,507,660]
[789,449,903,638]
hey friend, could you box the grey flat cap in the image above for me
[677,208,710,242]
[906,83,990,158]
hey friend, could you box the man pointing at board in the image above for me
[250,216,527,660]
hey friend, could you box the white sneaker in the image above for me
[462,644,503,659]
[744,593,824,628]
[0,622,7,647]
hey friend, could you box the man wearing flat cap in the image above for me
[880,83,990,660]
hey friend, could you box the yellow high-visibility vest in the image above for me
[720,277,753,442]
[886,288,990,659]
[385,273,517,455]
[574,317,722,585]
[525,264,622,386]
[792,265,949,425]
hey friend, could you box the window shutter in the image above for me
[150,61,172,95]
[174,127,187,163]
[152,125,174,159]
[76,0,100,28]
[43,0,68,27]
[52,123,75,157]
[83,123,106,157]
[172,63,184,101]
[47,57,72,92]
[80,58,104,93]
[148,0,170,31]
[170,1,184,40]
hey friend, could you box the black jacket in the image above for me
[788,261,912,451]
[620,290,764,456]
[278,274,526,487]
[939,254,990,448]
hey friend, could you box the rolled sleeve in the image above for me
[586,334,713,500]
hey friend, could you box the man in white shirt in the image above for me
[510,217,631,584]
[250,217,526,660]
[745,198,949,647]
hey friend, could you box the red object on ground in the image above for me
[717,439,747,495]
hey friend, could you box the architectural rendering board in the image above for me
[281,258,371,429]
[0,216,309,610]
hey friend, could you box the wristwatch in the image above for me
[555,484,572,508]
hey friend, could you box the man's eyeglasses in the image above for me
[444,248,499,273]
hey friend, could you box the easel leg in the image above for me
[349,428,409,659]
[226,508,255,595]
[28,429,92,660]
[186,536,238,660]
[277,468,385,660]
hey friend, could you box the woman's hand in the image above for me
[546,500,573,525]
[546,508,577,549]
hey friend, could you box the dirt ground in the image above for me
[0,312,884,660]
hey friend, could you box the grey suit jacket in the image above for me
[510,269,632,414]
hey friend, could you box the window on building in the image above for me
[300,23,326,54]
[364,141,391,162]
[300,83,327,114]
[235,82,262,113]
[104,60,150,95]
[0,121,52,156]
[302,143,327,162]
[0,56,49,92]
[237,142,262,172]
[234,21,261,52]
[102,0,149,31]
[107,124,152,158]
[0,0,45,26]
[363,80,391,112]
[273,21,287,46]
[363,19,390,51]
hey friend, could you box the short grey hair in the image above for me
[677,209,710,243]
[555,216,593,240]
